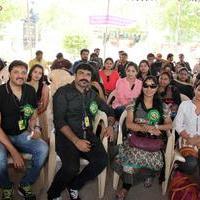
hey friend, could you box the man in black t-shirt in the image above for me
[115,52,129,78]
[177,53,191,73]
[0,60,48,200]
[47,63,115,200]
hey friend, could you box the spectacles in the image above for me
[106,76,110,82]
[143,83,157,89]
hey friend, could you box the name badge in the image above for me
[84,116,90,128]
[18,119,25,130]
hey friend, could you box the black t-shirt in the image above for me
[171,79,194,99]
[0,82,37,135]
[53,82,115,146]
[150,61,162,76]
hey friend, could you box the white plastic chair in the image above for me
[112,111,185,195]
[49,69,74,96]
[161,128,185,195]
[161,92,189,194]
[48,110,108,199]
[180,93,190,101]
[106,90,116,106]
[113,110,127,190]
[7,116,54,193]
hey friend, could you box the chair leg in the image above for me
[162,174,169,195]
[198,150,200,176]
[113,171,120,191]
[162,158,176,195]
[33,167,45,194]
[98,167,107,199]
[47,153,57,188]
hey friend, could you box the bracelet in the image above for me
[155,124,159,129]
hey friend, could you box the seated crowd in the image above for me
[0,49,200,200]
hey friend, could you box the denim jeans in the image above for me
[0,130,49,188]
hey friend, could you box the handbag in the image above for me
[179,137,198,158]
[128,131,164,152]
[169,171,200,200]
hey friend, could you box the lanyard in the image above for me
[82,91,90,139]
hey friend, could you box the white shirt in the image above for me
[174,100,200,136]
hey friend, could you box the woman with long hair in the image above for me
[158,72,181,119]
[113,76,172,200]
[27,64,49,115]
[112,62,142,119]
[27,64,49,141]
[99,57,119,96]
[136,60,151,81]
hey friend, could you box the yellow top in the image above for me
[28,58,50,71]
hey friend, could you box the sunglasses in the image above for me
[143,83,157,89]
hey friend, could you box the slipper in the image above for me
[144,177,153,188]
[115,188,128,200]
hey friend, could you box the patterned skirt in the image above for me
[112,141,164,185]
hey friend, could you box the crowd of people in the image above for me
[0,48,200,200]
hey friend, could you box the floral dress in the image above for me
[113,102,169,185]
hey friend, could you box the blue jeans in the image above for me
[0,131,49,188]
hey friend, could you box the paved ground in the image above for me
[7,164,168,200]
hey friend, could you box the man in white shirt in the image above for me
[174,82,200,174]
[193,58,200,74]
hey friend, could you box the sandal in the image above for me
[115,188,128,200]
[144,177,153,188]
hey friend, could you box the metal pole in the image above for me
[27,0,33,58]
[103,0,110,59]
[27,0,29,19]
[176,0,181,46]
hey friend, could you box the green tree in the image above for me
[0,0,24,25]
[63,35,88,57]
[158,0,200,43]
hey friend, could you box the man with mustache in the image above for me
[71,49,90,74]
[0,60,48,200]
[48,63,115,200]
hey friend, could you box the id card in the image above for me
[18,119,25,130]
[84,116,90,128]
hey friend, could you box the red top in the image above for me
[99,70,119,95]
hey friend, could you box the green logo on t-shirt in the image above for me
[146,109,160,125]
[21,104,34,118]
[89,101,98,116]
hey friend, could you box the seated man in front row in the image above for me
[0,60,49,200]
[47,63,115,200]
